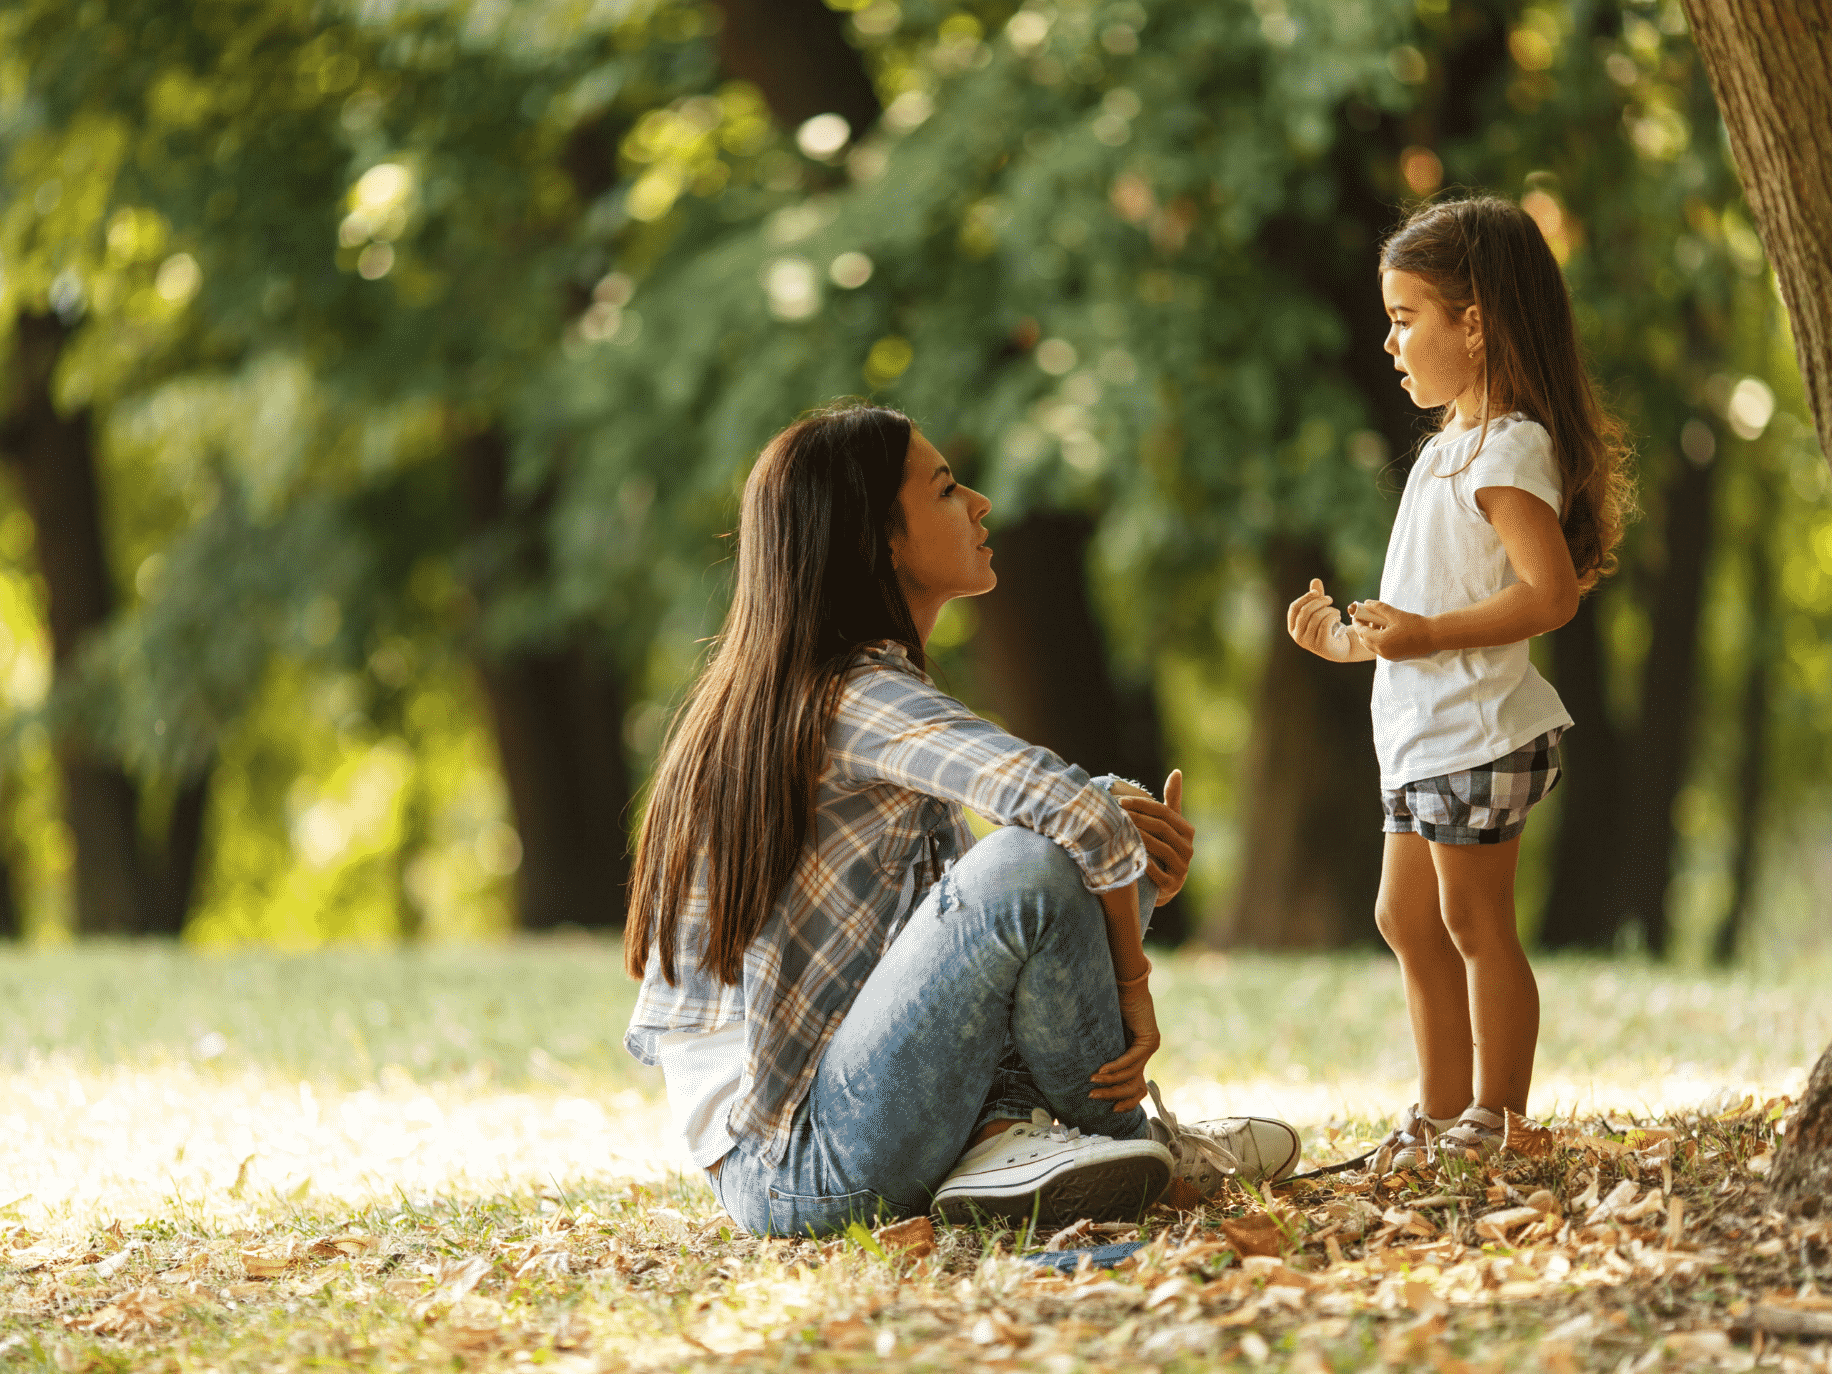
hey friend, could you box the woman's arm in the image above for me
[1352,487,1580,659]
[1088,881,1158,1112]
[830,655,1147,893]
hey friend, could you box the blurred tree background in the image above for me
[0,0,1825,963]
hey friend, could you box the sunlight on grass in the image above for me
[2,943,1826,1243]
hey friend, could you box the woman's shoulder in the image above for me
[843,640,932,690]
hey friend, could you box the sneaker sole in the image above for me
[934,1154,1171,1230]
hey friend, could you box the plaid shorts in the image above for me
[1381,729,1564,845]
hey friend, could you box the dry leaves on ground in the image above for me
[8,1103,1832,1373]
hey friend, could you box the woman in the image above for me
[625,402,1299,1237]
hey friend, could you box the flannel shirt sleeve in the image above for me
[829,659,1146,893]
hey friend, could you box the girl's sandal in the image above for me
[1373,1103,1439,1173]
[1438,1104,1507,1160]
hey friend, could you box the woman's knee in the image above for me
[961,826,1088,904]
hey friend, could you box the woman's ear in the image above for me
[1463,305,1484,357]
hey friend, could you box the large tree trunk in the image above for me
[1539,595,1624,949]
[1218,543,1383,949]
[971,512,1183,945]
[1681,0,1832,1203]
[1682,0,1832,466]
[457,428,632,930]
[1615,448,1717,956]
[0,312,155,936]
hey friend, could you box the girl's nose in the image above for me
[1383,326,1400,356]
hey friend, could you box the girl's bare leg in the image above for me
[1429,837,1538,1115]
[1374,833,1473,1120]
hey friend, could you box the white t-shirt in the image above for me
[657,1021,745,1169]
[1370,413,1574,788]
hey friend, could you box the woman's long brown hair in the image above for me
[626,402,922,986]
[1381,196,1636,592]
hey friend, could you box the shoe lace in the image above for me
[1147,1081,1243,1177]
[1023,1108,1110,1146]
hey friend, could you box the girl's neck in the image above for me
[1443,380,1496,437]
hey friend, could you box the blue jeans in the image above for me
[710,820,1157,1237]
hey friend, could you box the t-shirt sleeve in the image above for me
[1464,420,1562,518]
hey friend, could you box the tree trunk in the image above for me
[711,0,881,139]
[144,768,212,937]
[1681,0,1832,1215]
[1681,0,1832,466]
[1614,450,1716,956]
[456,427,632,931]
[970,512,1184,945]
[0,311,155,936]
[1218,543,1383,950]
[1773,1041,1832,1215]
[1539,595,1624,949]
[1714,486,1776,964]
[0,779,20,940]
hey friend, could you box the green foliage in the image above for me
[0,0,1825,949]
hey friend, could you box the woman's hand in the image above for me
[1349,599,1436,660]
[1090,980,1160,1113]
[1288,578,1372,662]
[1119,769,1195,901]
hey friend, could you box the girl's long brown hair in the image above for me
[627,402,921,986]
[1381,196,1635,592]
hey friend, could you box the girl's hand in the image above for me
[1119,769,1194,901]
[1287,578,1370,662]
[1090,980,1160,1113]
[1349,599,1436,660]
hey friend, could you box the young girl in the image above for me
[1288,196,1633,1165]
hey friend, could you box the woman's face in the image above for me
[888,429,995,634]
[1382,269,1483,413]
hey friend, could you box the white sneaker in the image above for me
[932,1109,1171,1228]
[1147,1082,1302,1193]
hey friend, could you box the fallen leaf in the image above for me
[1382,1207,1438,1239]
[1220,1213,1285,1258]
[1502,1111,1554,1158]
[238,1247,291,1280]
[821,1317,874,1350]
[433,1255,491,1299]
[1159,1178,1204,1212]
[873,1215,935,1258]
[65,1286,180,1335]
[1474,1207,1542,1242]
[1401,1279,1448,1318]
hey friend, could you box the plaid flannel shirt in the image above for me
[624,640,1147,1168]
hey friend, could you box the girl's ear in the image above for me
[1463,304,1484,357]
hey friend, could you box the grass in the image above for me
[2,941,1830,1372]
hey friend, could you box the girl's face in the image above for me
[889,429,995,632]
[1382,269,1484,414]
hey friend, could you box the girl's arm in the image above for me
[1288,578,1375,662]
[1353,487,1581,657]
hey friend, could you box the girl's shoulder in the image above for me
[1423,413,1553,478]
